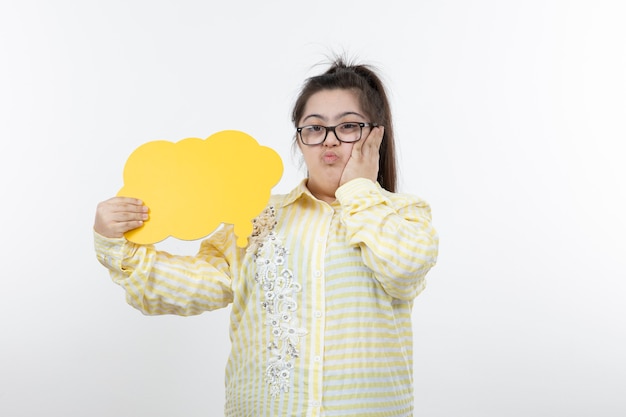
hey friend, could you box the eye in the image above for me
[338,122,360,132]
[304,125,323,133]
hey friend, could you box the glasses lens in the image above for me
[300,125,325,144]
[336,122,362,142]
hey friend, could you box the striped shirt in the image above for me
[94,178,438,417]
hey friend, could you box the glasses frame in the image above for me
[296,122,379,146]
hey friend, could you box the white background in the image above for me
[1,1,625,416]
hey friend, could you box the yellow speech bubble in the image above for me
[117,130,283,247]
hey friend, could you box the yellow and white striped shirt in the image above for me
[94,178,438,417]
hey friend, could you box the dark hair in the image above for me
[291,57,398,193]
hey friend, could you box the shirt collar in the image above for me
[277,179,344,211]
[277,179,313,208]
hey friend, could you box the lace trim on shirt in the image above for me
[248,206,306,398]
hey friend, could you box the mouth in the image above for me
[322,151,339,164]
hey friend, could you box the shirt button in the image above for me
[314,355,321,362]
[314,270,322,278]
[314,311,322,318]
[311,400,321,407]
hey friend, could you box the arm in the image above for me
[93,196,235,315]
[335,178,439,301]
[94,226,235,316]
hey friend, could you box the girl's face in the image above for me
[297,89,369,199]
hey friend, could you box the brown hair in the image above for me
[291,57,398,193]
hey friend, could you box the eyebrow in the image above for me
[301,111,366,124]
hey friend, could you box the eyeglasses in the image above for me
[296,122,378,146]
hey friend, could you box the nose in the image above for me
[323,128,340,146]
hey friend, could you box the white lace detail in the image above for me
[251,219,306,398]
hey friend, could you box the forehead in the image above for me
[301,89,363,121]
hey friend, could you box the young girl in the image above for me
[94,57,439,417]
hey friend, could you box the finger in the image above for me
[362,126,384,155]
[110,210,149,223]
[102,198,149,215]
[117,202,149,214]
[112,197,148,211]
[351,132,365,157]
[115,219,146,234]
[102,196,143,205]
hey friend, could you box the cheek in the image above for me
[299,147,315,167]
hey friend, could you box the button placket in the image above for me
[307,210,331,413]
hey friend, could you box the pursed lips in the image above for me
[322,151,340,163]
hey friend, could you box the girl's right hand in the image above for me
[93,197,149,238]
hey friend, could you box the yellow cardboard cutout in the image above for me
[117,130,283,247]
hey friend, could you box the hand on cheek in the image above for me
[339,126,384,187]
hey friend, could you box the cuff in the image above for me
[93,230,128,271]
[335,178,388,210]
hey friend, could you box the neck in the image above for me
[305,178,337,204]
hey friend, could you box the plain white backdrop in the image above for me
[1,1,625,416]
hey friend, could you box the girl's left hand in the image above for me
[339,125,384,186]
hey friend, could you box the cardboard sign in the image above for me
[117,130,283,247]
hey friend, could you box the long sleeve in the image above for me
[335,178,439,301]
[93,225,235,316]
